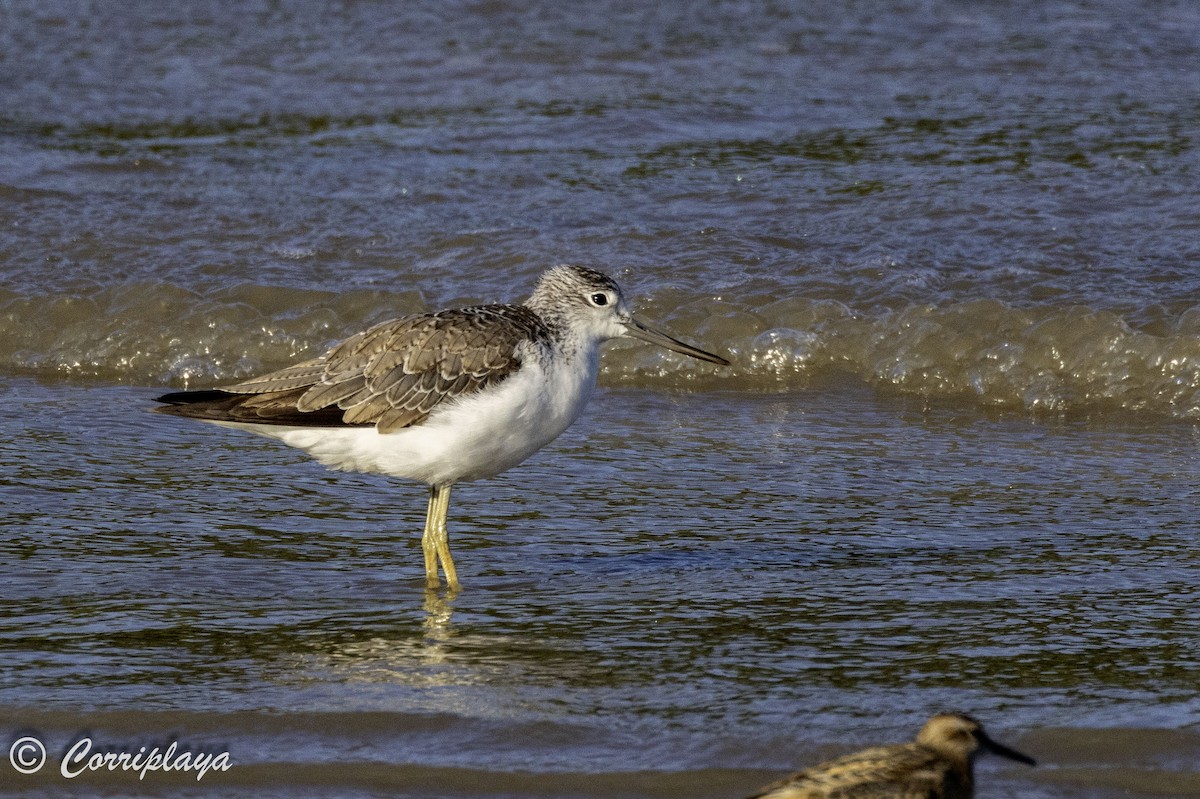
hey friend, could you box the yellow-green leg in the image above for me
[421,487,440,586]
[422,484,458,590]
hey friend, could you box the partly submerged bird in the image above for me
[746,713,1035,799]
[154,265,729,589]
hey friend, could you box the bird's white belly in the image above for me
[214,353,597,486]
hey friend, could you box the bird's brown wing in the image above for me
[155,305,549,432]
[747,744,951,799]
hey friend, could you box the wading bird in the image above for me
[155,265,729,589]
[746,713,1035,799]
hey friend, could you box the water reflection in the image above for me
[423,587,457,644]
[310,589,467,689]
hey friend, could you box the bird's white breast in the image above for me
[215,338,600,486]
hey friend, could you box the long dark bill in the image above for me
[981,733,1037,766]
[623,317,730,366]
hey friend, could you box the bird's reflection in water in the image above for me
[304,586,543,716]
[421,586,457,649]
[297,586,468,690]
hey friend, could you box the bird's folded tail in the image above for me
[153,388,363,427]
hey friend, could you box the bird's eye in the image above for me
[589,292,610,307]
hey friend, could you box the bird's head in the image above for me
[527,264,729,365]
[917,713,1036,767]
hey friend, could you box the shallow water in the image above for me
[2,0,1200,796]
[3,382,1199,796]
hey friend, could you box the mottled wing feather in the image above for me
[296,374,367,410]
[183,304,549,431]
[748,745,948,799]
[340,391,390,424]
[376,405,423,432]
[223,358,327,394]
[335,383,377,410]
[238,388,308,413]
[445,372,474,396]
[327,320,396,368]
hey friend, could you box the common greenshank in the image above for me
[155,265,729,589]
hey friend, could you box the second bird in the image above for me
[155,265,729,589]
[747,713,1035,799]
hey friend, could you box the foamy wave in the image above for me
[714,298,1200,417]
[4,284,1200,417]
[0,283,426,387]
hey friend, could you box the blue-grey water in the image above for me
[2,1,1199,797]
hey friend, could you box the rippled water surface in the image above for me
[2,1,1199,796]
